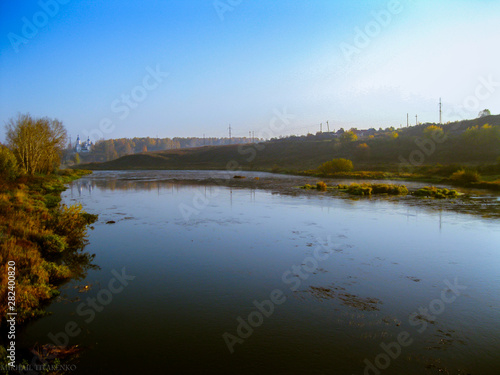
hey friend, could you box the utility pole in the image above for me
[439,98,442,124]
[228,124,232,144]
[326,120,330,132]
[249,131,251,143]
[407,113,409,127]
[415,115,418,126]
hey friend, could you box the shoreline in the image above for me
[0,169,97,372]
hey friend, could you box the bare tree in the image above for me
[5,113,67,175]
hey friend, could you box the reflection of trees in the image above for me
[61,249,100,282]
[81,179,190,192]
[72,175,500,220]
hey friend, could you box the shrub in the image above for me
[450,169,481,183]
[48,204,97,250]
[34,233,67,253]
[43,261,72,282]
[318,158,354,174]
[44,194,61,209]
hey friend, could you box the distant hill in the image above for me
[81,115,500,172]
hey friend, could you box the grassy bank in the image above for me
[0,169,97,324]
[1,169,98,373]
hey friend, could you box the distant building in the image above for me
[75,135,93,153]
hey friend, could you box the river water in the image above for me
[18,171,500,374]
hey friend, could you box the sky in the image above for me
[1,0,499,142]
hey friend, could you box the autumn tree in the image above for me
[423,125,444,139]
[5,113,67,175]
[340,131,357,142]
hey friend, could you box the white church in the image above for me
[74,135,93,153]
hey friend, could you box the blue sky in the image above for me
[1,0,499,142]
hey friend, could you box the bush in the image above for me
[48,204,97,250]
[43,261,72,282]
[33,233,67,253]
[44,194,61,209]
[0,145,19,181]
[318,158,354,174]
[450,169,481,183]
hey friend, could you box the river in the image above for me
[18,171,500,374]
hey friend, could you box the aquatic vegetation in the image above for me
[413,186,459,199]
[341,183,409,196]
[371,184,409,195]
[316,181,327,191]
[347,183,373,196]
[300,182,328,191]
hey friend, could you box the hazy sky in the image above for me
[1,0,499,142]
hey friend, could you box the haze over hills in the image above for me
[80,115,500,172]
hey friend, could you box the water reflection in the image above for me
[19,170,500,375]
[67,171,500,219]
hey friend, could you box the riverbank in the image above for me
[0,169,97,371]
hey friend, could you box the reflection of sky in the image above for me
[35,170,500,374]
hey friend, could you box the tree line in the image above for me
[74,136,259,163]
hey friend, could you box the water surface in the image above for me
[19,171,500,374]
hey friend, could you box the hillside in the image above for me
[81,115,500,173]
